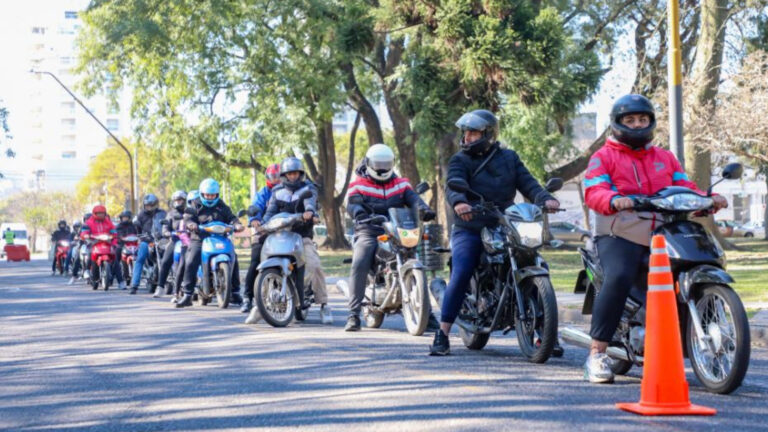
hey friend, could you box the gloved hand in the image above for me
[421,209,437,222]
[234,223,245,232]
[186,221,198,232]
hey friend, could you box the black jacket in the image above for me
[134,208,167,240]
[115,221,138,238]
[51,228,71,243]
[161,208,185,238]
[184,200,238,241]
[264,180,318,239]
[446,143,554,233]
[346,164,429,235]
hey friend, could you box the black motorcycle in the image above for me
[441,177,564,363]
[562,163,750,394]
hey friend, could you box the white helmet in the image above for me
[365,144,395,182]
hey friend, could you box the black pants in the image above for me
[348,233,378,316]
[181,240,241,296]
[157,240,177,289]
[112,245,125,283]
[244,238,265,300]
[590,235,650,342]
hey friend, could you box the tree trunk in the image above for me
[763,165,768,241]
[685,0,732,249]
[31,227,38,253]
[435,132,457,244]
[340,61,384,145]
[313,118,349,250]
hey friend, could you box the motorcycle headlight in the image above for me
[95,234,112,241]
[512,222,543,248]
[204,225,229,234]
[60,241,70,247]
[651,193,713,211]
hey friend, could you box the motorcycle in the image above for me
[120,235,139,283]
[254,190,314,327]
[344,182,433,336]
[84,232,116,290]
[196,221,237,308]
[441,177,564,363]
[562,162,750,394]
[54,239,70,275]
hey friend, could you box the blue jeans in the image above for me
[441,228,483,324]
[130,241,150,287]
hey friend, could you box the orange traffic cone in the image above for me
[616,234,716,416]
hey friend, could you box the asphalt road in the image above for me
[2,259,767,432]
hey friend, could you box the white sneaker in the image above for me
[118,281,127,290]
[67,276,76,285]
[153,286,164,298]
[320,304,334,324]
[584,353,615,384]
[83,270,90,280]
[245,307,262,325]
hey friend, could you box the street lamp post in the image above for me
[30,70,137,213]
[667,0,685,168]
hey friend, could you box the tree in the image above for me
[2,191,84,253]
[0,101,14,179]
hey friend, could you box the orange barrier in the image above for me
[616,234,716,416]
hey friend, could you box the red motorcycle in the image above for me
[120,235,139,284]
[85,233,116,290]
[54,240,70,275]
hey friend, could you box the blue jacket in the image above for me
[248,186,272,224]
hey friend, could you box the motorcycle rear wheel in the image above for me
[256,268,295,327]
[459,327,491,350]
[686,284,750,394]
[514,276,558,364]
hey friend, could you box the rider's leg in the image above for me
[302,238,327,304]
[156,241,175,291]
[589,235,649,352]
[244,239,264,302]
[439,228,483,334]
[347,234,378,318]
[130,241,150,288]
[176,241,202,307]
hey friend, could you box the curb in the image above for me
[558,306,768,348]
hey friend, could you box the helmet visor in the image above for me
[369,159,394,172]
[455,112,490,132]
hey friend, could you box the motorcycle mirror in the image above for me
[721,163,743,180]
[237,209,247,218]
[415,182,430,195]
[447,179,470,193]
[545,177,564,193]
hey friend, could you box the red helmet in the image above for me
[92,205,107,220]
[265,163,281,188]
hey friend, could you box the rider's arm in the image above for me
[262,195,279,222]
[445,154,471,207]
[510,150,553,205]
[669,155,707,195]
[346,181,368,220]
[584,154,621,215]
[302,184,319,217]
[248,186,269,223]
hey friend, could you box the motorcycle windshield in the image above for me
[388,207,418,230]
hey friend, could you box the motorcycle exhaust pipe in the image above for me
[560,327,631,362]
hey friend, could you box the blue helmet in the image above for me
[198,178,220,207]
[187,189,199,206]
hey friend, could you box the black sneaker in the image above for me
[344,315,361,332]
[230,293,243,305]
[552,341,565,358]
[429,330,450,356]
[240,298,253,313]
[129,286,138,295]
[175,294,193,308]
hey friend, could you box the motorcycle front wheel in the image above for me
[514,276,558,363]
[686,284,750,394]
[101,262,111,291]
[401,268,429,336]
[459,327,490,350]
[255,268,295,327]
[215,262,231,309]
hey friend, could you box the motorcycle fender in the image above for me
[678,265,734,302]
[574,269,588,293]
[400,259,424,275]
[513,266,549,285]
[210,253,231,269]
[257,257,293,276]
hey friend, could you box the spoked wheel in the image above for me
[401,268,430,336]
[255,268,295,327]
[514,276,558,363]
[686,284,750,394]
[215,262,231,309]
[364,306,384,328]
[121,261,132,285]
[101,262,111,291]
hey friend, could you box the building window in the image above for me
[106,119,119,132]
[61,102,75,114]
[62,151,76,159]
[60,57,72,65]
[64,11,78,19]
[61,118,76,130]
[32,26,45,34]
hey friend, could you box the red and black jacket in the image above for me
[346,164,428,235]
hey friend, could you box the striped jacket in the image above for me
[346,164,427,235]
[585,137,704,246]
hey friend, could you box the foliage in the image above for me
[1,191,84,252]
[0,102,14,179]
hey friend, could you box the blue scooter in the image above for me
[197,221,236,308]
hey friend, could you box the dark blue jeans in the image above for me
[441,228,483,324]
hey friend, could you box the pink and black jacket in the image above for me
[584,137,705,246]
[346,164,428,236]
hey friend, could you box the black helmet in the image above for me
[143,193,159,212]
[279,157,306,189]
[118,210,132,223]
[610,94,656,149]
[455,109,499,155]
[73,221,82,230]
[83,213,92,222]
[171,190,187,211]
[57,219,67,229]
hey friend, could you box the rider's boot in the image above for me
[344,314,361,332]
[426,313,440,332]
[429,329,450,356]
[129,285,138,295]
[175,294,193,308]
